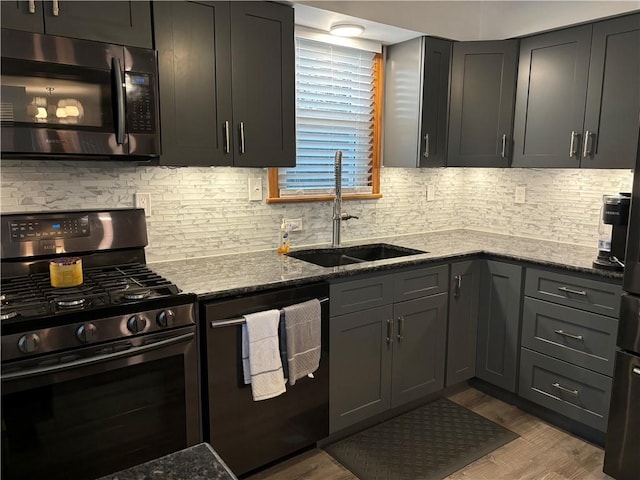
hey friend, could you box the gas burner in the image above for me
[56,298,87,309]
[1,310,18,321]
[123,289,151,300]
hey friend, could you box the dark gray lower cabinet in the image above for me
[476,260,523,392]
[446,260,481,386]
[329,266,448,433]
[329,305,392,432]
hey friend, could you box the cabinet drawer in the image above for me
[330,275,394,316]
[525,269,621,317]
[394,265,449,302]
[522,297,618,376]
[519,348,612,432]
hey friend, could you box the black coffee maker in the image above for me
[593,193,631,271]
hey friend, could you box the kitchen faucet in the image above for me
[332,151,359,247]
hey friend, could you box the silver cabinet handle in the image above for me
[552,382,579,397]
[554,329,584,341]
[52,0,59,16]
[397,316,404,342]
[558,286,587,296]
[423,134,430,158]
[501,133,506,159]
[386,319,393,345]
[583,130,592,158]
[569,131,579,157]
[454,275,462,299]
[633,367,640,375]
[239,122,246,154]
[28,0,36,13]
[223,121,230,154]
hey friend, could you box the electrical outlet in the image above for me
[248,178,263,201]
[135,193,151,217]
[284,218,303,232]
[426,184,435,201]
[515,185,526,204]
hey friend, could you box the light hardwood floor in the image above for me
[247,386,612,480]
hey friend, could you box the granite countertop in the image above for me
[149,229,623,300]
[97,443,237,480]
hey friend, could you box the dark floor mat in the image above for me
[324,398,519,480]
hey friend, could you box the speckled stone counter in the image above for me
[97,443,237,480]
[149,229,623,300]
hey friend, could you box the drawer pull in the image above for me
[554,329,584,341]
[633,368,640,376]
[552,382,579,397]
[557,286,587,296]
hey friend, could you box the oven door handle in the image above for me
[1,332,194,381]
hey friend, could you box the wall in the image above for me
[0,161,632,263]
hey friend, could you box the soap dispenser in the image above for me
[277,219,290,254]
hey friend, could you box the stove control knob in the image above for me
[18,333,40,354]
[127,315,147,333]
[156,309,175,328]
[76,323,97,343]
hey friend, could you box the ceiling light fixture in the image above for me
[329,23,365,37]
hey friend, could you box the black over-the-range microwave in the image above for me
[0,28,160,158]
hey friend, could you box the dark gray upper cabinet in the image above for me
[513,13,640,169]
[1,1,152,48]
[155,1,295,167]
[383,37,451,167]
[154,1,232,167]
[446,260,481,387]
[476,260,523,392]
[582,14,640,169]
[513,25,592,168]
[447,41,518,167]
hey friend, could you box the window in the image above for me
[267,36,382,203]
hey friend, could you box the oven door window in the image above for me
[2,355,188,480]
[0,58,114,131]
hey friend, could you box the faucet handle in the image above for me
[340,213,359,221]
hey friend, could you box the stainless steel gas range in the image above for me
[0,209,201,480]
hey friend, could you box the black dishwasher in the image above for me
[200,282,329,477]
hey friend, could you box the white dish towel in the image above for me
[283,299,321,386]
[241,309,286,401]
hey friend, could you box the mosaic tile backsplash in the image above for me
[0,161,632,263]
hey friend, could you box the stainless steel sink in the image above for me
[286,243,427,267]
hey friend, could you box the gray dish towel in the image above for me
[282,299,321,386]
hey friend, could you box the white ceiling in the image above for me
[293,1,640,42]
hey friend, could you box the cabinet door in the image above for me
[419,37,452,167]
[43,1,152,48]
[391,293,448,408]
[448,40,518,167]
[582,14,640,169]
[230,1,295,167]
[446,260,480,386]
[512,25,592,168]
[329,305,393,433]
[154,1,233,167]
[1,0,44,32]
[476,261,523,392]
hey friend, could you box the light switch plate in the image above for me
[515,185,526,204]
[248,178,263,201]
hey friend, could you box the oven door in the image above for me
[1,326,201,480]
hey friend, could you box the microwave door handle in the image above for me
[112,57,126,145]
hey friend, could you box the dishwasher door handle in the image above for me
[210,297,329,328]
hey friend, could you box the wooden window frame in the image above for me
[267,53,383,203]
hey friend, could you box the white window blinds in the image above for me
[278,38,376,197]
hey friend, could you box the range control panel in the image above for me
[9,214,90,242]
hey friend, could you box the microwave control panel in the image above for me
[125,72,156,134]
